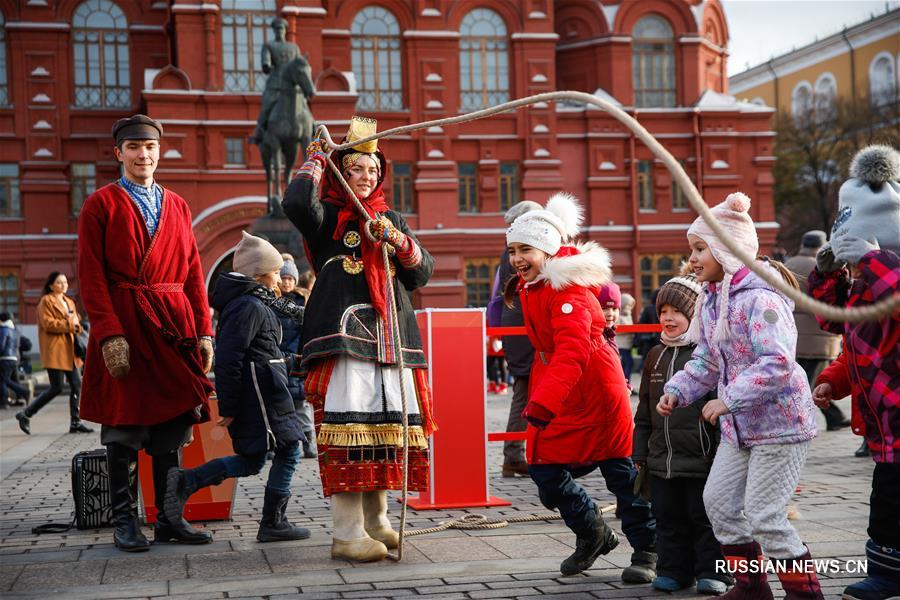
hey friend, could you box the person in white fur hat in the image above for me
[505,193,657,582]
[164,232,311,545]
[658,193,825,599]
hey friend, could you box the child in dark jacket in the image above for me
[164,232,309,543]
[807,145,900,600]
[633,272,730,595]
[275,253,317,458]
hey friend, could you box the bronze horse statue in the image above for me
[254,56,315,216]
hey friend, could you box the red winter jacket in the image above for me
[809,249,900,463]
[519,243,634,465]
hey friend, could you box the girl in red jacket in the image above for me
[505,193,656,582]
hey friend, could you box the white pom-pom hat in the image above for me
[687,192,758,275]
[832,144,900,253]
[685,192,759,343]
[506,192,584,255]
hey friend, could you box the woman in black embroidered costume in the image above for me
[282,117,436,562]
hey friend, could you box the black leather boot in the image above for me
[622,548,658,583]
[106,443,150,552]
[855,438,871,457]
[151,452,212,544]
[256,487,310,542]
[560,510,619,575]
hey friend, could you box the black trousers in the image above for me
[530,459,656,551]
[23,367,81,423]
[503,376,528,463]
[650,475,730,584]
[869,462,900,549]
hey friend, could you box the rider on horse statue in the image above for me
[251,18,301,145]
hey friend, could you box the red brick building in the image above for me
[0,0,776,329]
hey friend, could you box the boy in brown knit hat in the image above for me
[164,232,310,543]
[632,269,731,595]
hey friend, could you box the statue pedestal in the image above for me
[249,210,309,270]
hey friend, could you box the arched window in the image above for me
[221,0,276,92]
[632,15,675,108]
[869,53,897,108]
[0,12,8,107]
[72,0,130,108]
[459,8,509,111]
[791,81,813,121]
[814,73,836,122]
[351,6,403,111]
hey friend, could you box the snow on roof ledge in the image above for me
[695,90,773,112]
[560,87,622,111]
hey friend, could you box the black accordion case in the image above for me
[72,448,113,529]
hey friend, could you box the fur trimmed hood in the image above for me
[535,242,612,291]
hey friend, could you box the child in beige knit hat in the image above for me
[232,231,284,290]
[164,230,309,545]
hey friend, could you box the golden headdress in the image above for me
[341,116,380,173]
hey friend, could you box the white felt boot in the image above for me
[330,492,387,562]
[362,490,399,549]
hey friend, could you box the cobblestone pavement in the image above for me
[0,376,872,600]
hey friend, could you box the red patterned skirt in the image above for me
[304,356,436,496]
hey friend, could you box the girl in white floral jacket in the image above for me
[658,193,822,600]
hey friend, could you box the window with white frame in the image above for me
[351,6,403,111]
[72,0,130,108]
[459,9,509,111]
[632,15,676,108]
[791,81,813,121]
[221,0,276,92]
[224,137,245,165]
[814,74,837,122]
[869,53,897,108]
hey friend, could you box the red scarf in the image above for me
[320,161,391,318]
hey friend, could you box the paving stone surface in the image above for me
[0,376,873,598]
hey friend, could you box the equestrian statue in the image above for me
[251,18,316,216]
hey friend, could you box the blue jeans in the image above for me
[529,458,656,550]
[186,440,300,496]
[619,348,634,383]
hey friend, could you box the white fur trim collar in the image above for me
[536,242,612,291]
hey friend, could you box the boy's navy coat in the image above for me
[211,272,304,456]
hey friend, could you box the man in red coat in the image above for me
[78,115,215,552]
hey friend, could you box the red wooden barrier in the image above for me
[487,324,662,336]
[408,308,511,510]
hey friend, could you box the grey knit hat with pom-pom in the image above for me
[503,200,542,225]
[279,253,299,281]
[831,145,900,253]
